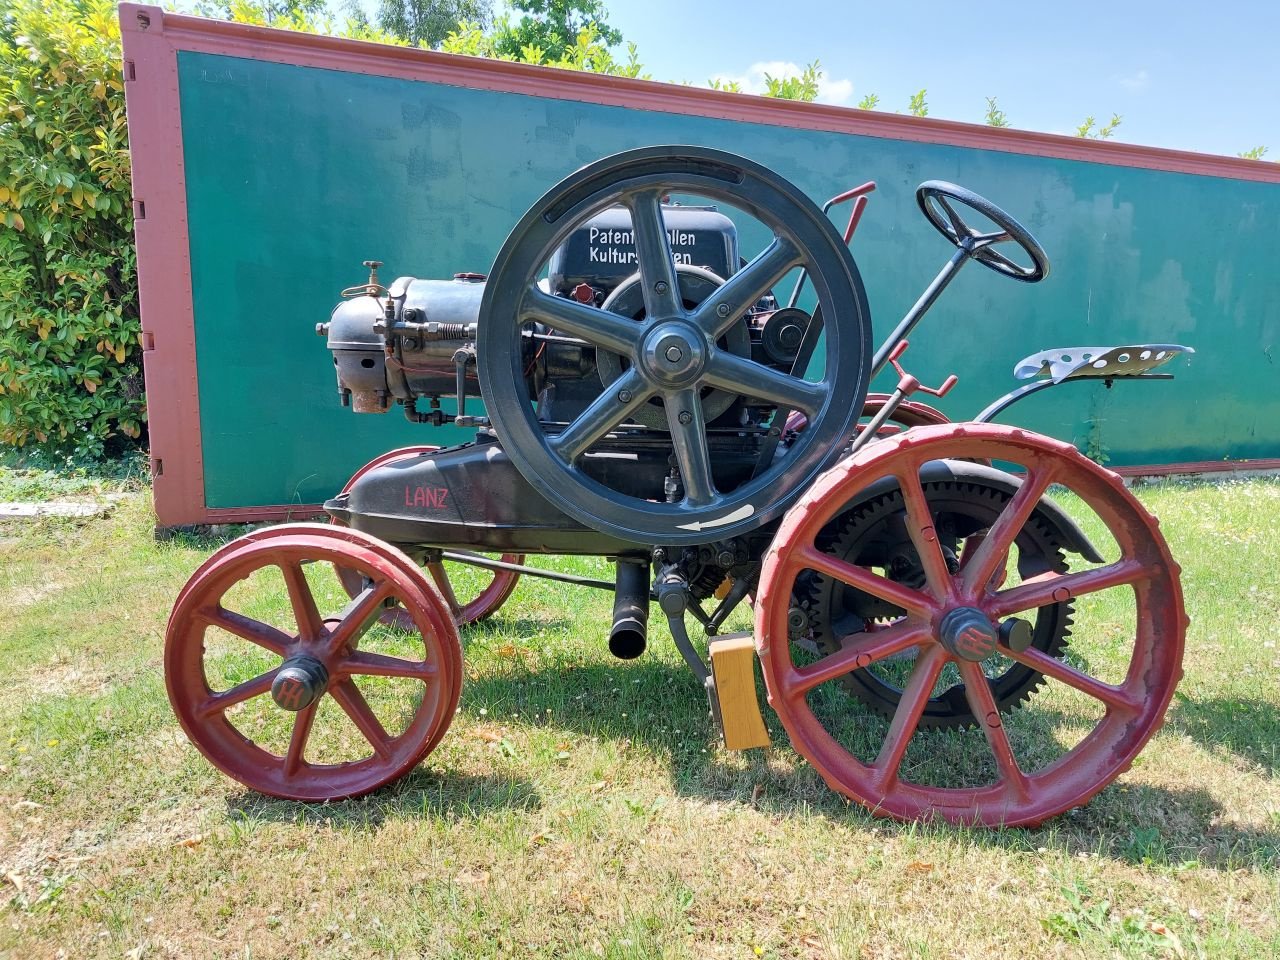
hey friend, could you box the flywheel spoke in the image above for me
[665,387,716,506]
[960,464,1056,596]
[627,189,683,319]
[279,559,324,642]
[790,621,932,696]
[872,644,949,787]
[956,660,1030,800]
[692,235,801,339]
[988,558,1151,618]
[703,352,826,417]
[522,288,639,356]
[551,369,654,462]
[329,678,393,759]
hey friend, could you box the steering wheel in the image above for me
[477,145,873,547]
[916,181,1050,283]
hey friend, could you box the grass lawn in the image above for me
[0,472,1277,958]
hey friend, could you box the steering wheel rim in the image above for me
[478,145,873,547]
[916,181,1050,283]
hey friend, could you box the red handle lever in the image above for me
[823,181,877,244]
[888,340,959,399]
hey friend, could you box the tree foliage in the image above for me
[377,0,491,49]
[492,0,621,63]
[0,0,142,452]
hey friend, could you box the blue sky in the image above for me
[329,0,1279,157]
[595,0,1279,159]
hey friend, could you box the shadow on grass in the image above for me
[225,771,542,828]
[1169,695,1280,774]
[456,655,1280,869]
[459,615,574,644]
[215,652,1279,870]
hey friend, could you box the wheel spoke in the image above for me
[934,195,970,240]
[324,579,398,654]
[1001,644,1139,712]
[793,544,934,617]
[703,352,825,417]
[872,644,948,786]
[282,702,317,776]
[988,558,1150,619]
[550,369,655,462]
[692,235,801,339]
[343,649,436,681]
[279,559,324,643]
[972,229,1013,249]
[329,678,393,759]
[197,607,292,656]
[956,660,1030,799]
[425,562,461,615]
[894,468,954,601]
[627,189,683,319]
[665,387,716,506]
[198,668,280,718]
[974,247,1023,275]
[790,621,932,696]
[960,464,1056,596]
[522,288,640,356]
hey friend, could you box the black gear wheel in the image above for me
[797,479,1074,730]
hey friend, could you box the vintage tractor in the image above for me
[165,146,1192,826]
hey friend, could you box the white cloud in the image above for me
[711,60,855,105]
[1118,69,1150,92]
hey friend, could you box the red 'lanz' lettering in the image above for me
[404,485,450,510]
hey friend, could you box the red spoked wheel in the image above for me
[166,523,463,801]
[755,423,1185,827]
[332,446,524,626]
[859,393,951,433]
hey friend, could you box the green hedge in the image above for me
[0,0,141,455]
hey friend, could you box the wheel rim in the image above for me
[478,145,872,546]
[166,524,462,801]
[755,423,1185,826]
[331,446,523,626]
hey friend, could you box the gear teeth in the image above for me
[799,478,1074,731]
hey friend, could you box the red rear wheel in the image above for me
[166,524,462,801]
[332,446,524,626]
[755,423,1185,826]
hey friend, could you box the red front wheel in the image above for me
[166,524,462,801]
[755,423,1185,827]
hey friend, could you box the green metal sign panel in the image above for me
[126,8,1280,522]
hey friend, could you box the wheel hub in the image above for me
[937,606,998,662]
[271,655,330,711]
[640,320,706,386]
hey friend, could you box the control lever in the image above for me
[848,339,957,456]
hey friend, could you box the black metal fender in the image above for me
[845,457,1105,564]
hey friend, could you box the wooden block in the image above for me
[709,633,771,751]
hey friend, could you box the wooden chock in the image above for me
[708,632,771,750]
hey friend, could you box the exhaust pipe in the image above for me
[609,558,650,659]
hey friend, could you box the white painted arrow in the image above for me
[676,503,755,532]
